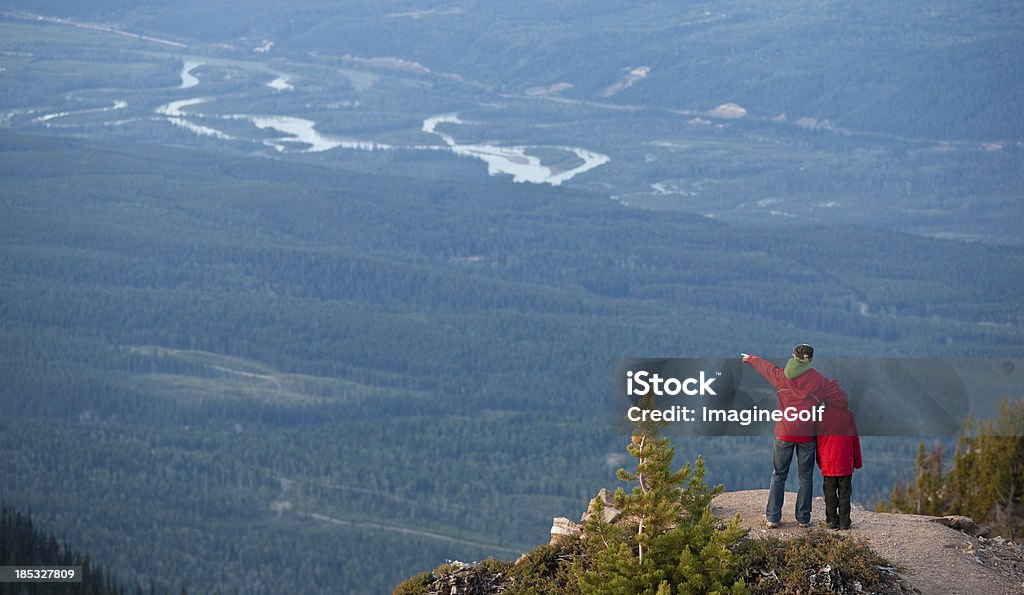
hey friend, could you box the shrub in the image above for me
[735,530,904,594]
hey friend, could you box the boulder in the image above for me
[932,515,991,538]
[581,487,621,525]
[549,517,582,544]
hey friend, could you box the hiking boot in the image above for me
[764,519,779,529]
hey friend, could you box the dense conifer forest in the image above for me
[1,1,1022,592]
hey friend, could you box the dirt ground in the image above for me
[712,490,1024,595]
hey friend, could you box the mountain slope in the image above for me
[400,489,1024,593]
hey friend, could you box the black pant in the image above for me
[823,475,853,529]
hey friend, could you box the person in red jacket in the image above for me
[742,344,849,528]
[817,404,862,530]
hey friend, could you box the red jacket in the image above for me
[746,356,849,442]
[817,407,863,476]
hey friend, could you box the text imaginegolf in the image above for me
[626,405,826,426]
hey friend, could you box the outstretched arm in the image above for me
[742,354,786,389]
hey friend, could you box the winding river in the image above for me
[155,60,610,185]
[179,60,203,89]
[422,115,609,186]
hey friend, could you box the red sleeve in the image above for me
[851,415,862,469]
[747,355,786,390]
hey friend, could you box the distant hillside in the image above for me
[3,0,1022,140]
[2,4,1021,240]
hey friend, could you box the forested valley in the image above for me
[2,130,1022,592]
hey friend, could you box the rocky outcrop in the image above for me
[930,515,1024,587]
[930,514,990,537]
[548,487,622,544]
[401,489,1024,594]
[548,517,581,544]
[713,489,1024,595]
[581,487,620,525]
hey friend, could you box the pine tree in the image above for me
[969,398,1024,540]
[577,393,747,594]
[616,433,690,565]
[883,441,946,515]
[884,396,1024,540]
[915,441,946,516]
[946,418,978,517]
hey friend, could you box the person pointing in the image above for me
[742,344,849,528]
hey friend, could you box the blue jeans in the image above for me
[766,438,816,525]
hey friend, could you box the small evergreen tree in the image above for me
[885,441,946,516]
[578,393,747,594]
